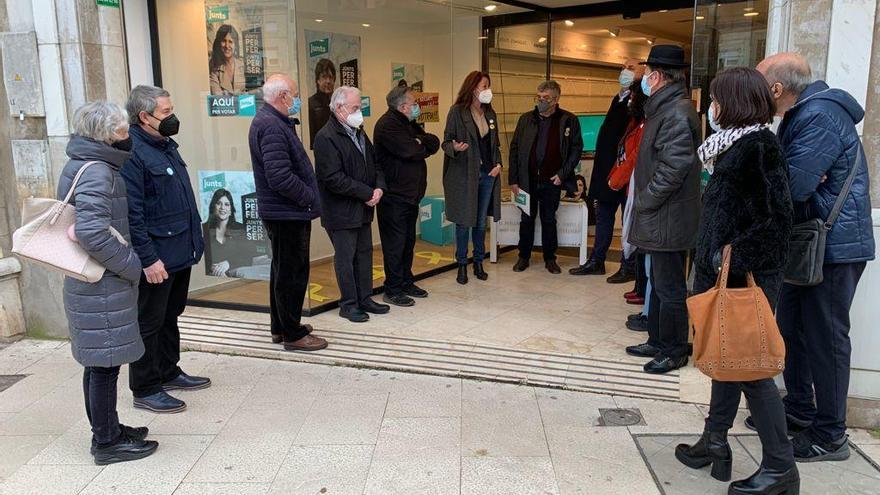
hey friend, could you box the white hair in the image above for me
[330,86,360,110]
[73,101,129,143]
[262,75,293,103]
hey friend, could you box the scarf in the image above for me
[697,124,766,175]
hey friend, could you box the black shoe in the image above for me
[569,260,605,275]
[162,372,211,392]
[545,260,561,274]
[383,293,415,307]
[340,308,370,323]
[404,285,429,298]
[456,264,468,285]
[133,391,186,414]
[90,425,148,455]
[93,431,159,466]
[644,355,688,374]
[625,342,659,358]
[675,430,732,482]
[513,257,530,272]
[473,262,488,281]
[360,298,390,314]
[627,312,645,323]
[792,431,850,462]
[607,268,636,284]
[729,466,800,495]
[625,315,648,332]
[745,414,810,436]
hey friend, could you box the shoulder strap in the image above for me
[62,161,102,205]
[824,144,863,229]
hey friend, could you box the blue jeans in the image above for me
[455,172,495,264]
[642,254,652,317]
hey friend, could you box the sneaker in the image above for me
[93,431,158,466]
[383,293,415,307]
[744,414,810,435]
[792,431,850,462]
[90,425,148,455]
[644,355,688,374]
[404,285,429,298]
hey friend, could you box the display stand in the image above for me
[490,201,590,265]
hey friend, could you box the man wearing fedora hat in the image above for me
[624,44,701,375]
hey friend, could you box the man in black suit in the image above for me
[571,58,643,282]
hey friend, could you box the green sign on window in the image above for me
[96,0,120,8]
[206,6,229,23]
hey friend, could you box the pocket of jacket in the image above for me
[147,218,189,238]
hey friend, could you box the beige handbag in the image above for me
[12,161,125,283]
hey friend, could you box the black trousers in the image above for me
[778,262,866,443]
[377,196,418,296]
[264,219,311,341]
[83,366,122,445]
[328,224,374,312]
[645,250,689,359]
[635,252,648,297]
[706,378,794,470]
[518,182,561,262]
[129,267,189,398]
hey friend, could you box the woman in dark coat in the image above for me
[59,101,158,465]
[442,71,502,285]
[675,68,798,495]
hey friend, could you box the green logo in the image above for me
[361,96,371,117]
[392,66,405,80]
[309,38,329,58]
[96,0,120,7]
[201,173,226,192]
[206,6,229,23]
[238,95,257,117]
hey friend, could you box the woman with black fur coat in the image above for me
[675,67,799,495]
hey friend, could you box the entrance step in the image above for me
[179,314,680,401]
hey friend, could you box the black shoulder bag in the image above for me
[784,147,862,286]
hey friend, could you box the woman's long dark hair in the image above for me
[454,71,491,109]
[210,25,239,72]
[628,79,647,122]
[206,188,241,229]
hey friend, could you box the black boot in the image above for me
[729,466,799,495]
[473,262,488,281]
[456,264,469,285]
[675,430,732,482]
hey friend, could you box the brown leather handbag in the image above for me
[687,245,786,382]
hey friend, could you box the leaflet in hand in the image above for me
[514,190,530,216]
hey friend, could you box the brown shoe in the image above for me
[271,324,313,344]
[283,334,328,352]
[545,260,561,274]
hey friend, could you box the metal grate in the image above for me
[598,408,646,426]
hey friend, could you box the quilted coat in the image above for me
[777,80,875,263]
[58,136,144,367]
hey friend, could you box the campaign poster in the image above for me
[198,171,271,280]
[205,2,266,116]
[391,63,424,92]
[414,92,439,124]
[304,30,361,148]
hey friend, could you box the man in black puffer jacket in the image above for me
[250,74,326,352]
[625,45,702,375]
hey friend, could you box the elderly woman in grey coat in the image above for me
[59,101,158,465]
[442,71,502,285]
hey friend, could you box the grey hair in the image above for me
[537,80,562,98]
[72,101,129,143]
[764,59,812,96]
[330,86,360,110]
[263,75,292,103]
[386,86,412,109]
[126,85,170,125]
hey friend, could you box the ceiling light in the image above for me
[744,12,759,17]
[564,20,574,27]
[315,19,323,23]
[538,37,547,43]
[660,9,668,13]
[608,28,619,37]
[484,4,497,11]
[362,23,370,27]
[647,37,655,45]
[696,15,705,20]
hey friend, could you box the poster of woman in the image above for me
[209,24,247,95]
[205,3,266,97]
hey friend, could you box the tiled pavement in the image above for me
[1,339,878,494]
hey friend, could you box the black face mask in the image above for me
[149,113,180,137]
[112,137,133,152]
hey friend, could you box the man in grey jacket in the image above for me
[625,45,702,375]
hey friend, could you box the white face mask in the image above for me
[708,102,722,132]
[477,89,493,104]
[345,110,364,128]
[619,69,635,89]
[770,115,783,134]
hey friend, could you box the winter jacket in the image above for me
[778,80,875,264]
[693,129,794,307]
[314,117,387,231]
[441,104,502,227]
[121,125,204,274]
[58,136,144,368]
[508,107,583,196]
[249,104,321,221]
[588,94,631,203]
[629,82,702,252]
[373,108,440,205]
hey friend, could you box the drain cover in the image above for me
[598,408,645,426]
[0,374,27,393]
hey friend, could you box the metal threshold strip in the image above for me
[178,314,680,401]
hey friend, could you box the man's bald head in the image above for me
[263,74,298,104]
[757,52,812,98]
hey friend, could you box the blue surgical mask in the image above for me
[641,73,654,97]
[410,103,421,121]
[619,69,635,89]
[708,102,722,132]
[288,96,301,116]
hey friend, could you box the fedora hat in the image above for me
[640,44,689,68]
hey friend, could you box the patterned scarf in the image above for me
[697,124,766,174]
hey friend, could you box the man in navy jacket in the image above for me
[249,74,326,351]
[122,85,210,414]
[758,53,875,462]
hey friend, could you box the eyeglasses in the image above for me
[534,95,557,103]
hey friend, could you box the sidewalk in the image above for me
[1,339,878,494]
